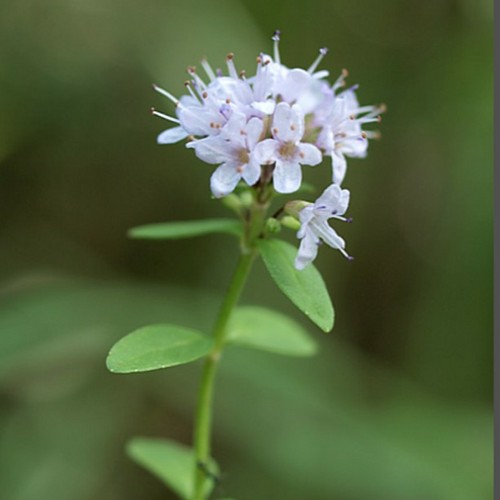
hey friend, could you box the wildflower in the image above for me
[294,184,352,270]
[253,102,322,193]
[187,112,264,198]
[152,33,381,196]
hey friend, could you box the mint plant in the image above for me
[106,31,383,500]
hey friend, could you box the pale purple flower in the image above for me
[152,32,382,197]
[253,102,322,193]
[295,184,352,270]
[187,112,264,198]
[314,75,384,184]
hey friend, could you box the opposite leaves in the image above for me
[257,239,334,332]
[106,324,213,373]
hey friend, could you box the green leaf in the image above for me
[257,239,334,332]
[106,324,213,373]
[127,438,217,499]
[228,306,318,357]
[128,218,242,239]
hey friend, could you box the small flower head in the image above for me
[153,33,381,197]
[152,33,383,270]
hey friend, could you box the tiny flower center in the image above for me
[278,141,297,160]
[237,148,250,165]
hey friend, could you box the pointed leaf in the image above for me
[106,324,213,373]
[228,306,318,356]
[127,438,217,499]
[128,218,242,239]
[257,239,334,332]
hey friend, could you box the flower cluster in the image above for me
[153,32,383,269]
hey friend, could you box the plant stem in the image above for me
[191,246,256,500]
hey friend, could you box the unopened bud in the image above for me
[281,215,301,231]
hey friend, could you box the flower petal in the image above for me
[297,143,322,166]
[310,219,345,250]
[251,100,276,115]
[245,117,264,151]
[331,151,347,184]
[187,137,230,165]
[253,139,279,164]
[157,127,189,144]
[210,162,241,198]
[272,102,304,143]
[295,231,319,270]
[242,157,261,186]
[273,159,302,194]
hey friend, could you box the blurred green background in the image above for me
[0,0,492,499]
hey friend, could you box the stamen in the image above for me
[332,69,348,92]
[307,47,328,74]
[200,58,216,81]
[184,81,201,102]
[226,53,239,79]
[151,108,180,123]
[331,215,353,223]
[152,84,179,104]
[272,30,281,64]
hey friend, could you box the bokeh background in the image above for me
[0,0,493,499]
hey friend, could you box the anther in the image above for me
[290,124,296,131]
[202,91,208,99]
[187,65,196,74]
[361,131,367,139]
[378,103,387,113]
[272,127,278,135]
[226,52,234,61]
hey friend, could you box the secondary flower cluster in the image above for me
[153,32,382,269]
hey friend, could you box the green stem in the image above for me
[191,244,257,500]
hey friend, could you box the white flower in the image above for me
[152,32,382,197]
[253,102,322,193]
[187,111,264,198]
[295,184,352,270]
[315,78,384,184]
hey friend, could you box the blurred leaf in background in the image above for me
[0,0,492,499]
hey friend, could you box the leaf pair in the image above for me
[129,218,334,333]
[106,306,317,374]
